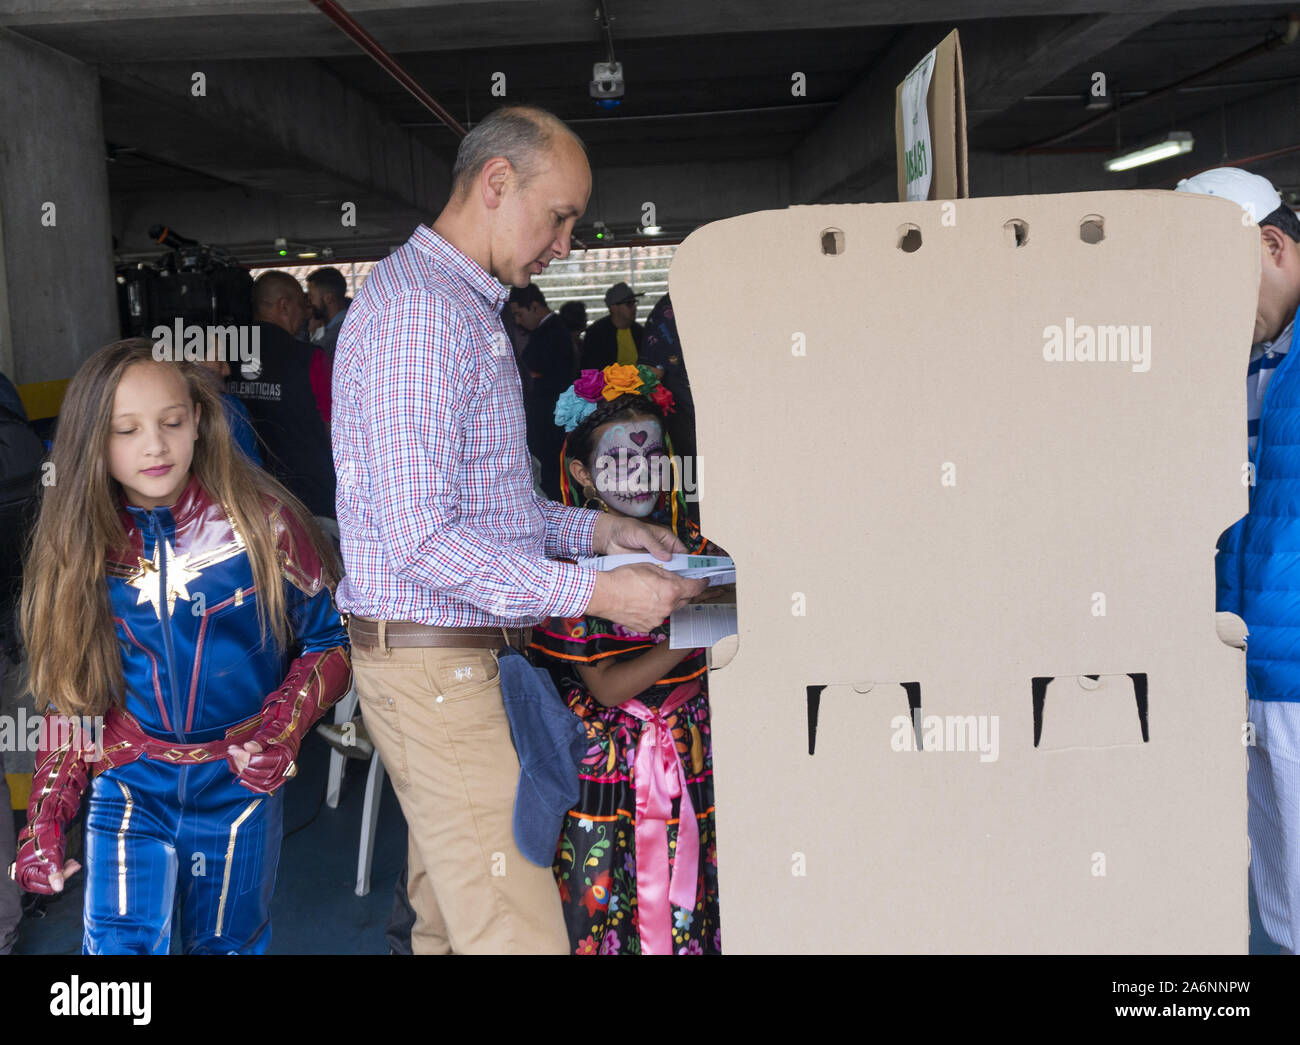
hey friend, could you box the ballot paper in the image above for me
[577,553,735,586]
[669,603,739,650]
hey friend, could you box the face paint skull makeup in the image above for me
[590,417,665,517]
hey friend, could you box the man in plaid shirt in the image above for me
[332,106,705,954]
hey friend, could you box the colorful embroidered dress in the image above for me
[529,511,723,955]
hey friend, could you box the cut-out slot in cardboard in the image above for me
[806,681,922,755]
[1032,672,1150,750]
[1004,218,1029,247]
[821,228,845,255]
[897,224,922,252]
[1080,214,1105,244]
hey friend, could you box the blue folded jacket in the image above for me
[497,647,587,867]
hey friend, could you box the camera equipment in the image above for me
[115,224,253,339]
[589,61,624,105]
[590,2,623,109]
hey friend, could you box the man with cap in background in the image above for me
[1179,167,1300,953]
[580,281,643,371]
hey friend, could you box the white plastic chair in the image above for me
[324,683,387,897]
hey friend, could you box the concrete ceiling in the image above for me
[0,0,1252,57]
[3,0,1297,263]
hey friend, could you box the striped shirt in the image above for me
[332,225,599,627]
[1248,318,1295,455]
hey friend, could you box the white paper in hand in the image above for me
[579,553,735,586]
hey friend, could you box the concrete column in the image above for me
[0,28,117,387]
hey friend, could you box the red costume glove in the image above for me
[228,644,351,795]
[12,716,91,894]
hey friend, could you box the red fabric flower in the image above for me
[649,384,676,415]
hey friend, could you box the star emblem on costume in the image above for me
[128,538,200,622]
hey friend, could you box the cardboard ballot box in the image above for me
[896,28,968,203]
[671,190,1257,953]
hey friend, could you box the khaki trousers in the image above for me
[353,639,568,954]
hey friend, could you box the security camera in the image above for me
[589,61,624,101]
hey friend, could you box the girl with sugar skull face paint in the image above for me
[583,415,667,518]
[529,366,727,955]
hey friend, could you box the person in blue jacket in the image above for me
[196,356,262,466]
[9,338,351,954]
[1180,168,1300,953]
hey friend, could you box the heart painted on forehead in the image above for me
[631,431,647,446]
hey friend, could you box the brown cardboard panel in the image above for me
[896,29,968,203]
[952,35,968,199]
[671,191,1256,953]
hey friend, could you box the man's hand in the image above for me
[586,564,707,634]
[592,513,686,561]
[691,581,735,606]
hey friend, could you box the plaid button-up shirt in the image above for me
[332,225,599,627]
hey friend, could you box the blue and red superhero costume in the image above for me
[13,474,351,953]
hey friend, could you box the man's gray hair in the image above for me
[450,106,585,198]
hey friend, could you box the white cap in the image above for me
[1175,167,1282,223]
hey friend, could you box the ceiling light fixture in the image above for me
[1105,132,1194,173]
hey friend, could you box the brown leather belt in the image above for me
[347,616,531,652]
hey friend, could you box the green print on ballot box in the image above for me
[901,46,936,201]
[905,140,928,184]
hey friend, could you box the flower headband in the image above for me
[553,363,676,433]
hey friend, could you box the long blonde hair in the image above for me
[20,338,340,717]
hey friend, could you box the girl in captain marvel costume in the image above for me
[8,338,351,954]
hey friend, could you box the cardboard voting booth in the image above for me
[671,191,1257,952]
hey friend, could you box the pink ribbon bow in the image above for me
[622,679,703,955]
